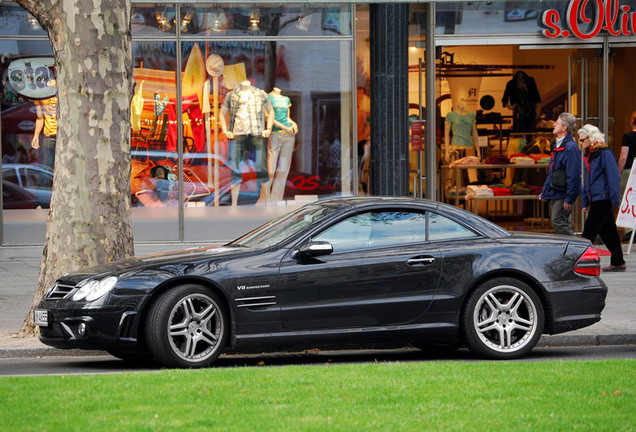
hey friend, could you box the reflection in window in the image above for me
[182,5,352,37]
[132,5,177,37]
[428,213,477,241]
[314,211,428,252]
[130,41,178,208]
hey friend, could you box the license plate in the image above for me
[34,309,49,327]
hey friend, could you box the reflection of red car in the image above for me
[2,180,36,209]
[0,103,37,134]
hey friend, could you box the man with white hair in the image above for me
[540,112,581,236]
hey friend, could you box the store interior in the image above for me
[408,43,636,233]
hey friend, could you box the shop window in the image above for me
[132,4,177,37]
[181,5,351,37]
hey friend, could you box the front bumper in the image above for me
[37,303,143,353]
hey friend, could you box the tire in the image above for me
[145,284,228,368]
[462,277,544,360]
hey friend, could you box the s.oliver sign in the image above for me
[5,57,56,100]
[542,0,636,39]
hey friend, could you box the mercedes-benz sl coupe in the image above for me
[35,197,607,368]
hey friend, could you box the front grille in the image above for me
[45,282,76,300]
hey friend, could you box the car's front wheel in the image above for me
[462,278,544,359]
[145,284,228,368]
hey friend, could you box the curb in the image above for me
[1,334,634,360]
[537,333,636,347]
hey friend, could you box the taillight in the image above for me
[574,246,601,276]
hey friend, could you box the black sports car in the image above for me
[35,197,607,367]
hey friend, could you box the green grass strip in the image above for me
[1,359,634,431]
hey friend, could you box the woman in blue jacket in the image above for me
[579,124,626,272]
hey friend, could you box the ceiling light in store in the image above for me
[296,12,311,32]
[27,14,40,30]
[249,9,260,32]
[211,9,223,32]
[156,11,172,31]
[181,11,192,33]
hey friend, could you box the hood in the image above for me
[58,245,251,283]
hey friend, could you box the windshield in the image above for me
[228,203,339,249]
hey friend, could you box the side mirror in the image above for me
[292,241,334,259]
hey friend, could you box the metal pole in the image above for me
[425,2,436,200]
[176,5,184,241]
[602,36,609,134]
[417,56,423,198]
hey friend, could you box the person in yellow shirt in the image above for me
[31,96,57,170]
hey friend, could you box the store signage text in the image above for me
[542,0,636,39]
[6,57,56,100]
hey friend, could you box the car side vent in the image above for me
[45,283,76,300]
[235,296,276,308]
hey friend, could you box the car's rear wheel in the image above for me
[145,284,228,368]
[462,278,544,359]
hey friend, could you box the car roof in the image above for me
[315,196,510,238]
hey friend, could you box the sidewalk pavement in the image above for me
[0,242,634,358]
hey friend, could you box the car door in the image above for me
[278,209,443,331]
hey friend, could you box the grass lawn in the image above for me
[0,359,634,431]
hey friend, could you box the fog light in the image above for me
[78,322,87,336]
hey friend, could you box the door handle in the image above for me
[407,257,435,266]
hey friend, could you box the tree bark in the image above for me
[15,0,135,336]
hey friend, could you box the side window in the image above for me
[428,212,477,241]
[3,169,19,185]
[313,210,427,252]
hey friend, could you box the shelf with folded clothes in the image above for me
[442,159,548,229]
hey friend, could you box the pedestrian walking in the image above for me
[540,112,581,235]
[578,124,626,272]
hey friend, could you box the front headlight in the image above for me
[72,276,118,302]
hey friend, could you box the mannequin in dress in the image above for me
[265,87,298,202]
[444,102,479,163]
[219,80,274,206]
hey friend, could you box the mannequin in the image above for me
[130,80,144,132]
[444,103,479,163]
[502,71,541,133]
[265,87,298,202]
[219,80,274,205]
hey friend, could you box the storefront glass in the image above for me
[1,2,355,244]
[130,4,354,242]
[1,3,55,243]
[435,1,572,36]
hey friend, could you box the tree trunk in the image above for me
[15,0,135,336]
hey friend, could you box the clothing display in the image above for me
[223,84,271,136]
[268,131,295,202]
[502,71,541,133]
[166,94,205,153]
[131,81,144,132]
[266,88,297,202]
[269,92,293,132]
[35,96,57,137]
[445,110,476,148]
[219,81,274,205]
[32,96,58,170]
